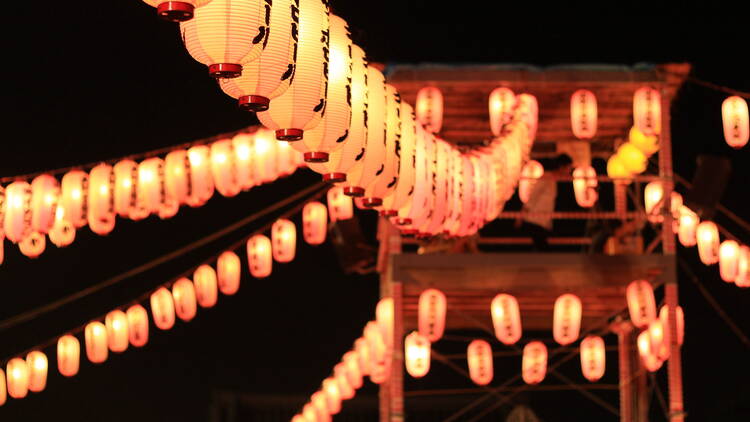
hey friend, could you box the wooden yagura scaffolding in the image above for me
[376,63,689,422]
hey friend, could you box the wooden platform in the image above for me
[390,253,676,332]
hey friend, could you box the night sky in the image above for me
[2,3,749,421]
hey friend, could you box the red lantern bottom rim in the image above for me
[208,63,242,79]
[304,152,329,163]
[362,197,382,208]
[323,173,346,183]
[238,95,270,112]
[343,186,365,197]
[379,210,398,217]
[394,217,412,226]
[156,1,194,22]
[276,128,303,141]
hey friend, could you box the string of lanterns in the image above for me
[0,186,354,406]
[0,128,305,265]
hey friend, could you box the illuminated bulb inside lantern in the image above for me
[236,144,250,160]
[189,150,203,167]
[255,136,271,155]
[213,153,227,164]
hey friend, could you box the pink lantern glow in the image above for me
[572,165,598,208]
[722,96,749,149]
[467,340,493,386]
[417,288,447,342]
[633,86,662,136]
[570,89,598,139]
[404,331,431,378]
[553,293,582,345]
[518,160,543,204]
[522,341,548,385]
[696,221,720,265]
[490,293,522,345]
[719,240,741,282]
[626,280,656,328]
[580,336,606,382]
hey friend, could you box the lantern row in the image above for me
[643,182,750,289]
[0,189,354,406]
[0,129,304,265]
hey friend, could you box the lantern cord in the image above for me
[0,181,327,335]
[656,68,750,99]
[674,173,750,237]
[677,257,750,349]
[0,125,258,183]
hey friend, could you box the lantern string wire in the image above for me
[656,68,750,98]
[674,173,750,238]
[0,181,328,365]
[0,125,258,183]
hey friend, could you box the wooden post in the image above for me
[613,320,635,422]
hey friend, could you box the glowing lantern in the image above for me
[385,101,417,218]
[142,0,212,22]
[113,159,142,219]
[644,181,664,223]
[670,192,683,233]
[722,96,749,149]
[736,246,750,288]
[0,369,5,406]
[364,322,387,379]
[24,351,47,393]
[172,277,198,321]
[302,201,328,245]
[376,298,394,347]
[628,126,660,156]
[257,0,330,140]
[570,89,597,139]
[491,293,522,345]
[30,174,59,234]
[354,338,372,376]
[105,310,129,353]
[518,160,543,204]
[218,0,297,111]
[517,93,539,140]
[579,336,605,382]
[84,321,108,364]
[19,232,46,258]
[186,145,215,207]
[553,294,582,345]
[334,362,355,399]
[311,391,331,421]
[633,87,662,136]
[126,305,149,347]
[250,129,278,183]
[302,404,317,422]
[192,264,218,308]
[677,206,698,247]
[489,87,516,137]
[637,330,663,372]
[404,331,431,378]
[87,164,116,235]
[246,234,272,278]
[327,187,353,222]
[416,86,443,134]
[150,287,176,330]
[230,134,254,189]
[3,181,30,243]
[719,240,741,282]
[179,0,266,78]
[322,377,342,415]
[343,65,386,198]
[6,358,29,399]
[606,154,632,181]
[417,288,446,342]
[617,143,647,174]
[647,320,669,360]
[271,219,296,262]
[659,305,685,346]
[60,170,88,228]
[467,339,493,386]
[210,139,240,197]
[217,251,241,295]
[363,84,402,208]
[626,279,656,328]
[57,335,80,377]
[696,221,720,265]
[522,341,547,385]
[136,158,164,215]
[291,415,304,422]
[341,351,363,390]
[572,165,598,208]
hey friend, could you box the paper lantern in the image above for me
[0,368,5,406]
[633,87,662,136]
[142,0,213,22]
[648,319,670,361]
[570,89,597,139]
[60,170,88,228]
[30,174,59,234]
[420,139,450,235]
[518,160,543,204]
[637,330,663,372]
[572,165,598,208]
[617,143,647,174]
[302,201,328,245]
[376,298,394,347]
[150,287,176,330]
[87,164,116,235]
[342,351,363,390]
[343,66,386,198]
[553,294,582,345]
[84,321,108,364]
[210,139,240,197]
[179,0,266,78]
[257,0,330,140]
[247,234,272,277]
[172,277,198,321]
[276,140,301,176]
[385,101,417,219]
[404,331,431,378]
[6,358,29,399]
[322,377,342,415]
[606,155,633,181]
[327,187,353,222]
[735,246,750,288]
[626,280,656,328]
[230,134,254,189]
[311,391,331,421]
[628,126,660,156]
[271,218,296,262]
[491,293,522,345]
[517,93,539,140]
[363,84,402,208]
[126,305,150,347]
[677,206,698,247]
[416,86,443,134]
[104,310,129,353]
[251,129,278,183]
[467,339,493,386]
[193,264,218,308]
[56,335,80,378]
[489,87,516,137]
[334,362,355,399]
[113,159,142,219]
[659,305,685,346]
[522,341,547,385]
[719,240,741,282]
[417,288,446,342]
[302,403,318,422]
[186,145,215,207]
[291,415,304,422]
[24,351,47,393]
[364,321,387,371]
[670,192,683,233]
[218,0,297,111]
[644,181,664,223]
[354,338,372,376]
[136,158,164,215]
[580,336,605,382]
[722,96,749,149]
[19,232,46,258]
[3,181,30,243]
[696,221,720,265]
[217,251,241,295]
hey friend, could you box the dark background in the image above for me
[1,2,749,421]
